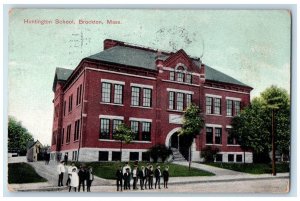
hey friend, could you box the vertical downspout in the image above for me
[77,67,86,161]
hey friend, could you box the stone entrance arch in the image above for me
[165,127,181,148]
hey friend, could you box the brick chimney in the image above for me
[155,50,164,73]
[200,63,205,83]
[103,39,123,50]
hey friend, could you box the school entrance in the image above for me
[169,132,192,161]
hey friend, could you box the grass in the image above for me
[8,163,47,184]
[204,162,290,174]
[71,162,215,179]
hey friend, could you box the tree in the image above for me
[8,116,34,156]
[178,103,205,170]
[231,86,290,166]
[114,123,134,161]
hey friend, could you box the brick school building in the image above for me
[51,39,253,163]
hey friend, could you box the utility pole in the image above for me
[271,108,276,176]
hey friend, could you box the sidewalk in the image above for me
[8,161,289,192]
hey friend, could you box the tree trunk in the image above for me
[244,150,246,164]
[272,109,276,176]
[189,145,191,170]
[120,140,123,162]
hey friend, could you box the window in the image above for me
[129,152,139,161]
[68,94,73,112]
[186,74,192,84]
[63,101,66,116]
[143,88,152,107]
[227,129,235,145]
[72,151,78,161]
[186,94,192,107]
[61,128,64,145]
[226,100,233,116]
[176,93,184,111]
[142,122,151,141]
[214,98,221,115]
[131,121,139,140]
[99,151,109,161]
[169,91,175,110]
[112,151,121,161]
[170,71,175,81]
[206,127,213,144]
[236,155,243,162]
[131,87,140,106]
[216,154,223,162]
[100,118,110,139]
[76,84,82,106]
[177,72,184,82]
[74,119,80,141]
[66,125,71,143]
[206,97,213,114]
[114,84,123,104]
[228,154,234,162]
[112,119,123,139]
[101,82,111,103]
[215,128,222,144]
[234,101,241,115]
[142,152,150,161]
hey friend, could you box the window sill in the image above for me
[100,102,124,106]
[73,140,79,143]
[130,105,152,109]
[226,144,240,147]
[206,114,222,116]
[167,109,184,113]
[99,139,151,143]
[205,144,223,146]
[162,79,200,87]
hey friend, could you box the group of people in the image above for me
[57,161,94,192]
[116,162,170,191]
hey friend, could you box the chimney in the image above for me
[155,50,164,73]
[200,63,205,83]
[103,39,122,50]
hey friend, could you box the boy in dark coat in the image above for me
[123,168,131,190]
[86,166,94,192]
[78,166,87,192]
[116,165,123,191]
[154,165,161,189]
[138,166,146,190]
[144,163,150,189]
[163,166,169,188]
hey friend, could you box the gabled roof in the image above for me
[52,67,73,91]
[27,140,42,150]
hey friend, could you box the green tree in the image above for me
[179,103,205,170]
[231,86,290,164]
[147,144,172,163]
[8,116,34,156]
[114,123,134,161]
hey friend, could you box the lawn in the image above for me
[73,162,214,179]
[205,162,290,174]
[8,163,47,184]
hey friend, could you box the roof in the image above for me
[87,46,168,71]
[27,140,42,150]
[52,67,73,91]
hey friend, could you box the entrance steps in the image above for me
[171,147,186,161]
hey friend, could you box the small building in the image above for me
[26,140,43,162]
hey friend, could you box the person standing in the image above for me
[115,165,123,191]
[57,161,65,187]
[66,162,77,186]
[123,168,131,190]
[148,165,154,189]
[78,166,87,192]
[144,163,150,189]
[64,153,68,165]
[138,166,146,190]
[163,166,169,189]
[154,165,161,189]
[122,162,131,174]
[86,167,94,192]
[132,165,138,190]
[69,168,79,192]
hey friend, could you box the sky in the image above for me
[8,9,291,145]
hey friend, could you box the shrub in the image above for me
[200,146,219,162]
[147,144,172,162]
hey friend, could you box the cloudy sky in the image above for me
[8,9,291,145]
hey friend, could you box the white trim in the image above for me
[131,141,152,144]
[82,114,87,117]
[129,117,152,122]
[165,127,181,147]
[226,125,232,129]
[162,79,200,87]
[163,67,201,76]
[175,63,187,71]
[86,67,157,80]
[99,139,151,144]
[205,123,222,128]
[204,86,250,95]
[80,147,149,152]
[99,115,124,120]
[100,102,124,107]
[101,79,125,85]
[205,93,222,98]
[167,109,184,113]
[227,144,241,147]
[166,88,194,95]
[226,97,242,101]
[130,105,153,110]
[206,113,222,117]
[130,83,153,89]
